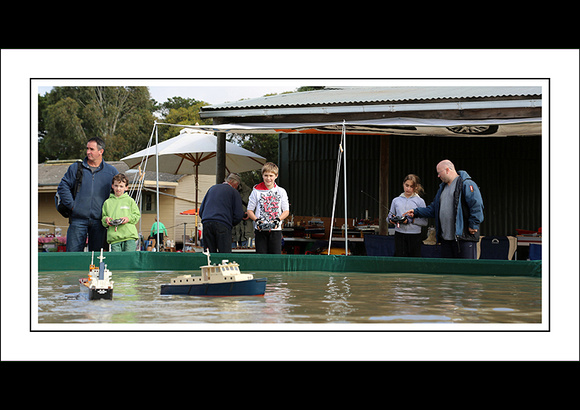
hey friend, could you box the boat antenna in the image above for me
[360,190,390,210]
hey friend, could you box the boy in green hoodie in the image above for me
[102,173,141,251]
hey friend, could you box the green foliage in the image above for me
[38,85,305,166]
[39,86,156,162]
[42,97,86,160]
[228,133,279,187]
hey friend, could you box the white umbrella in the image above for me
[122,128,266,176]
[121,128,266,245]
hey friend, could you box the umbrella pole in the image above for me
[155,122,160,252]
[195,165,199,246]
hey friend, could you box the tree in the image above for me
[228,133,279,187]
[156,97,211,142]
[39,86,156,162]
[41,97,86,160]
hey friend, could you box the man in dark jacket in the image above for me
[57,137,118,252]
[404,160,484,259]
[199,174,244,253]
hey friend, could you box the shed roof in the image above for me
[201,86,542,111]
[38,161,183,187]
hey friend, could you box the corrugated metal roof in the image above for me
[202,86,542,111]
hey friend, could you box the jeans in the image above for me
[66,218,107,252]
[202,220,232,253]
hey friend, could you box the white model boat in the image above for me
[160,250,266,296]
[79,249,114,300]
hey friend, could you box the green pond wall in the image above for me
[37,252,542,277]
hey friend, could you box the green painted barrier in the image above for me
[37,252,542,277]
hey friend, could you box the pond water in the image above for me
[36,270,542,326]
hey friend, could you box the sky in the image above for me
[38,83,300,106]
[148,85,294,105]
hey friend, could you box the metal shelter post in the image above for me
[155,122,160,252]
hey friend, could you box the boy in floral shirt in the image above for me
[247,162,290,254]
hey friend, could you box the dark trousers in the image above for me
[202,220,232,253]
[66,218,107,252]
[148,233,164,246]
[441,239,478,259]
[255,230,282,254]
[394,231,422,257]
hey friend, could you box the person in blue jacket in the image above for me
[199,173,244,253]
[404,160,484,259]
[57,137,118,252]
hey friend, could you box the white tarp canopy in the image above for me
[174,117,541,137]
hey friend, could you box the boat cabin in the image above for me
[170,260,254,285]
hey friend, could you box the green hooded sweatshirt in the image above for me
[101,193,141,244]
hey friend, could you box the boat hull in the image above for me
[160,278,267,297]
[79,279,113,300]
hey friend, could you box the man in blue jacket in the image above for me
[57,137,118,252]
[404,160,484,259]
[199,173,244,253]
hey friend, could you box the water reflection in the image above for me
[324,276,355,321]
[37,270,542,324]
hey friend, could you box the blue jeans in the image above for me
[66,218,107,252]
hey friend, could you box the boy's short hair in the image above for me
[261,162,279,175]
[112,173,129,186]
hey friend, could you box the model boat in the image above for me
[79,249,114,300]
[160,250,266,296]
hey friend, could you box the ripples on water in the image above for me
[37,270,542,324]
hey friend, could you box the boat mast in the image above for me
[97,249,106,280]
[203,248,211,266]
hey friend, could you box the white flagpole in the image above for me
[342,120,348,256]
[327,134,343,255]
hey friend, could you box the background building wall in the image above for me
[279,133,542,237]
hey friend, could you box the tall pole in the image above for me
[327,131,343,255]
[195,165,199,245]
[342,120,348,256]
[155,122,160,252]
[216,132,226,184]
[379,135,390,235]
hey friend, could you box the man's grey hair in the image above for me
[225,173,242,185]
